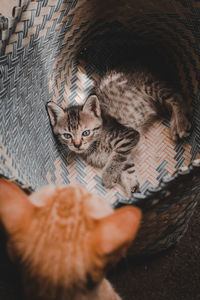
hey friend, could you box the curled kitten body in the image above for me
[47,65,191,195]
[0,179,142,300]
[96,67,191,139]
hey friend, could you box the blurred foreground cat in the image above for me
[0,178,141,300]
[47,65,191,195]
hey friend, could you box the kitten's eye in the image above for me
[63,133,72,139]
[82,130,90,137]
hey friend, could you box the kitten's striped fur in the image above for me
[0,179,141,300]
[97,66,190,137]
[47,65,191,195]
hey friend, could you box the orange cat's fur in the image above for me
[0,179,141,300]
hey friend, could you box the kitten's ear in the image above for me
[47,102,65,126]
[90,206,142,267]
[0,179,34,234]
[82,95,101,118]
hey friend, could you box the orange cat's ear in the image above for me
[0,179,34,234]
[90,206,142,267]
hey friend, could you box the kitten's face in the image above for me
[47,96,102,154]
[59,108,102,154]
[0,179,141,300]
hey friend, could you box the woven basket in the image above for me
[1,0,200,260]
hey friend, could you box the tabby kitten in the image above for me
[0,178,141,300]
[47,65,191,195]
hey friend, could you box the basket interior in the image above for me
[0,0,200,205]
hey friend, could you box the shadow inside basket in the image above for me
[50,36,194,206]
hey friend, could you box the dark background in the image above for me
[109,202,200,300]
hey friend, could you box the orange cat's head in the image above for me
[0,179,141,300]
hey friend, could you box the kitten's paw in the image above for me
[102,169,119,188]
[121,164,139,198]
[170,113,191,141]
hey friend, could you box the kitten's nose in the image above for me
[74,142,82,149]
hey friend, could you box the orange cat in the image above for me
[0,179,141,300]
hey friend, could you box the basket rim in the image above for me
[1,159,200,210]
